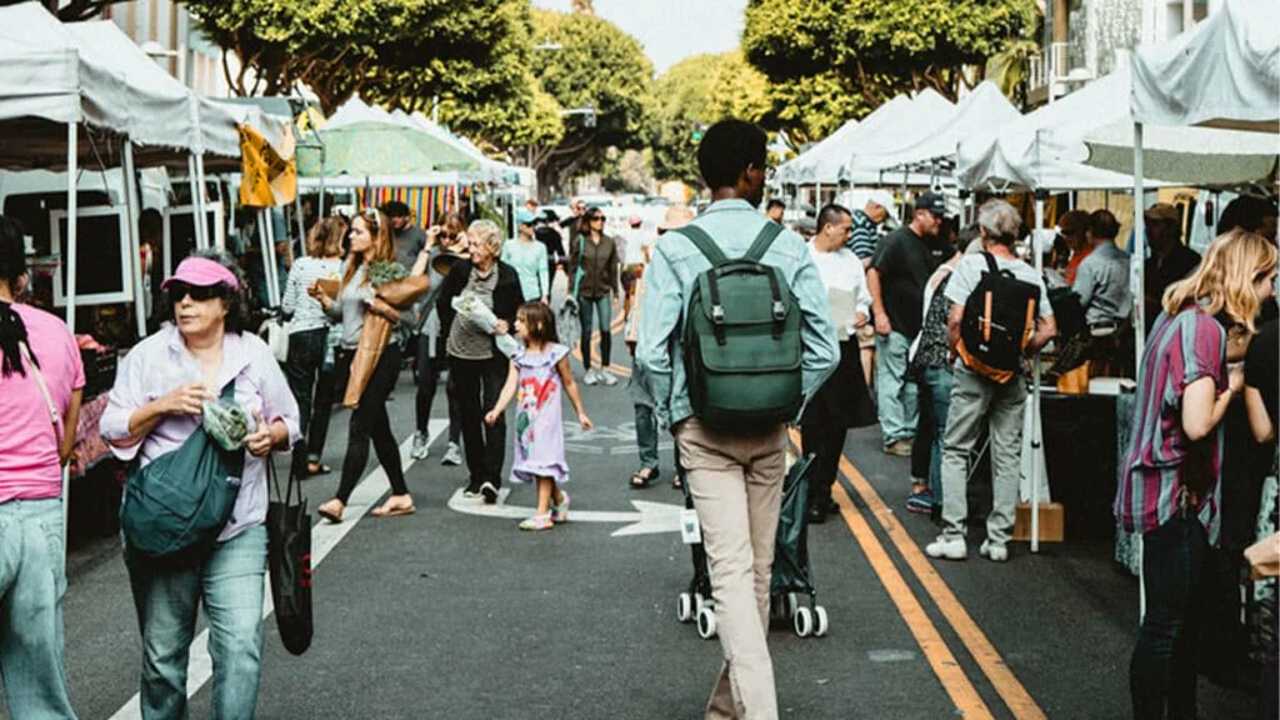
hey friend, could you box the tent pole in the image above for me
[1132,123,1146,378]
[1031,190,1046,554]
[195,153,215,249]
[294,191,306,257]
[63,121,79,562]
[121,139,146,341]
[262,208,281,307]
[188,154,206,250]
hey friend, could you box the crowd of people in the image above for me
[0,113,1277,720]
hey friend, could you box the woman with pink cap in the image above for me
[100,249,301,719]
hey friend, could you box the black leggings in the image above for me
[801,422,846,511]
[415,334,461,442]
[334,345,408,503]
[451,355,508,491]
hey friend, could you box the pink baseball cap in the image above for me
[161,257,240,291]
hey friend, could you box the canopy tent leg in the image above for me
[294,192,306,257]
[195,153,216,249]
[63,122,80,565]
[188,154,206,250]
[1132,123,1147,378]
[121,139,145,341]
[261,208,281,307]
[1031,192,1046,554]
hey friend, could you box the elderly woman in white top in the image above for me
[802,204,876,523]
[100,250,300,719]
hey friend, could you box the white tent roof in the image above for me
[1129,0,1280,132]
[840,90,955,186]
[67,21,244,158]
[853,82,1020,172]
[1083,121,1278,186]
[394,110,517,183]
[774,117,860,185]
[0,3,124,130]
[957,71,1165,191]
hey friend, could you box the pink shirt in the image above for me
[0,304,85,501]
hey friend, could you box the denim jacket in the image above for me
[635,199,839,429]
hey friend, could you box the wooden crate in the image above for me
[1012,501,1065,543]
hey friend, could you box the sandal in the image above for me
[630,467,659,488]
[371,499,416,518]
[672,476,684,490]
[317,499,345,524]
[306,463,332,477]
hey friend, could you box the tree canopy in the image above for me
[743,0,1038,136]
[650,52,770,186]
[516,8,654,196]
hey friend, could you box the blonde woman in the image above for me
[1117,229,1277,720]
[436,220,522,504]
[281,216,346,477]
[312,209,428,522]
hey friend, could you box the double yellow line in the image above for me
[584,313,1046,718]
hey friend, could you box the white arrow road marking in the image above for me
[446,488,684,537]
[109,420,448,720]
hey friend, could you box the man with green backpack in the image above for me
[636,119,838,720]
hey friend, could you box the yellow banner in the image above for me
[239,124,297,208]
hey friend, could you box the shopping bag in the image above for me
[266,456,313,655]
[558,296,581,352]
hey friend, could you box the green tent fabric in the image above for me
[297,121,479,177]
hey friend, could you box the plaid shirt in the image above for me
[1115,307,1227,544]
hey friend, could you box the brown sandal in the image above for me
[317,499,344,524]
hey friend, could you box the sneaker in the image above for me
[600,370,618,386]
[583,369,599,386]
[461,487,482,501]
[480,481,499,505]
[906,489,935,514]
[519,513,554,531]
[441,442,462,466]
[925,535,967,560]
[410,431,430,460]
[884,439,914,457]
[550,491,571,523]
[979,539,1009,563]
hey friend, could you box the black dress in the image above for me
[801,339,876,512]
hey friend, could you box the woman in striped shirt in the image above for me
[280,217,346,477]
[1118,229,1277,720]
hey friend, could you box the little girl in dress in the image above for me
[484,302,592,530]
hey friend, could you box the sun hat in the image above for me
[657,205,695,231]
[161,257,240,291]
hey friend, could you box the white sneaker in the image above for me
[925,535,967,560]
[411,431,430,460]
[600,370,618,386]
[583,369,599,386]
[979,539,1009,563]
[441,442,462,466]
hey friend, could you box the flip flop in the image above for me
[372,504,416,518]
[630,468,659,488]
[306,463,332,477]
[317,501,344,524]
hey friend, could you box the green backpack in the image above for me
[121,381,245,559]
[672,222,803,432]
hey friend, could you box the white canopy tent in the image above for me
[774,117,861,185]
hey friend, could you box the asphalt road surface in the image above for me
[5,315,1262,719]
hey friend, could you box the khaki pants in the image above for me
[675,417,787,720]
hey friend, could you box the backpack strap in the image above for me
[982,251,999,275]
[672,226,730,267]
[744,222,784,263]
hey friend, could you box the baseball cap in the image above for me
[515,208,538,226]
[161,257,240,291]
[914,192,947,218]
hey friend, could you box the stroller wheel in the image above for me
[813,606,829,638]
[677,593,693,623]
[696,606,718,640]
[694,592,708,615]
[793,606,814,638]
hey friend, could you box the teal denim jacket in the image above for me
[635,199,840,429]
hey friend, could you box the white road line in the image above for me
[108,419,448,720]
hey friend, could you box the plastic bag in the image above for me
[495,333,523,358]
[451,293,499,333]
[558,297,580,352]
[202,397,255,451]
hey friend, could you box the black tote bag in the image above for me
[266,456,313,655]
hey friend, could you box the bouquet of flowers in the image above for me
[451,292,500,334]
[343,260,428,408]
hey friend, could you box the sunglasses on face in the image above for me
[589,215,605,222]
[169,282,225,302]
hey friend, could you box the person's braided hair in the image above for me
[0,216,34,377]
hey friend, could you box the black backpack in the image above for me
[671,223,803,432]
[955,252,1040,384]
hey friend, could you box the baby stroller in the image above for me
[676,453,827,639]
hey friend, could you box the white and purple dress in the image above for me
[509,343,571,486]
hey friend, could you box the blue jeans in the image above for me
[0,498,77,719]
[920,367,954,505]
[874,331,918,445]
[126,525,268,720]
[578,294,613,370]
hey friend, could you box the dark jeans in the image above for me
[801,421,846,512]
[1130,514,1209,720]
[414,334,461,443]
[579,294,612,370]
[635,403,660,472]
[283,328,332,475]
[333,345,409,503]
[452,355,508,491]
[912,377,934,483]
[920,367,954,504]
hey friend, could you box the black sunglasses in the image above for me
[169,282,226,302]
[589,215,606,222]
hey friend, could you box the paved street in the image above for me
[12,324,1257,719]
